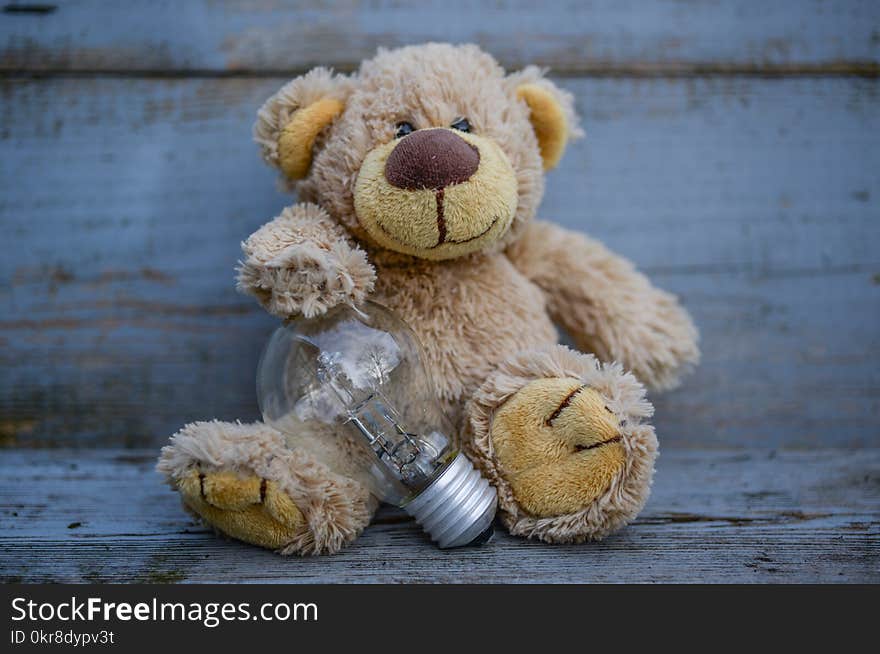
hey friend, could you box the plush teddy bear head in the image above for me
[254,43,582,261]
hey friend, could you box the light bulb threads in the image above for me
[403,453,497,548]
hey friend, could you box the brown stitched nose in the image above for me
[384,129,480,190]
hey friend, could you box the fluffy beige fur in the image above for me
[159,43,697,555]
[508,220,700,390]
[236,203,375,319]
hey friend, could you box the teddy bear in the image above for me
[157,43,699,555]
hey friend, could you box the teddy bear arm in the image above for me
[506,220,699,391]
[236,202,376,319]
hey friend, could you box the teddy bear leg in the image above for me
[157,420,377,555]
[466,345,658,543]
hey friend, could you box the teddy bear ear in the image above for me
[254,68,352,180]
[508,67,583,171]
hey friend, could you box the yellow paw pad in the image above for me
[491,378,626,517]
[177,468,306,550]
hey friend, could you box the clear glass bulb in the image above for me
[256,301,496,548]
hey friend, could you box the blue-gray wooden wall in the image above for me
[1,1,878,449]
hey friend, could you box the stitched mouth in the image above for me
[574,435,623,453]
[432,217,499,247]
[371,190,500,250]
[429,187,498,248]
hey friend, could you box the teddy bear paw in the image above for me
[238,240,374,319]
[490,377,628,518]
[177,467,307,550]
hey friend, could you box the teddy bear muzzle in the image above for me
[354,127,519,261]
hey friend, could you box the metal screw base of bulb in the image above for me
[404,453,497,548]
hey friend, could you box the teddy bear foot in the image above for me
[467,346,658,544]
[176,465,306,551]
[157,420,377,555]
[492,378,629,519]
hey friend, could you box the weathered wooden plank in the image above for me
[0,448,876,583]
[1,76,878,448]
[1,1,878,75]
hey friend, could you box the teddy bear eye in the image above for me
[450,117,471,133]
[395,122,415,138]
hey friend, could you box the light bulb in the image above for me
[256,300,497,548]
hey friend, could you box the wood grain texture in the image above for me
[1,1,878,75]
[1,76,878,448]
[0,448,876,583]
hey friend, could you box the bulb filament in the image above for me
[317,354,443,490]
